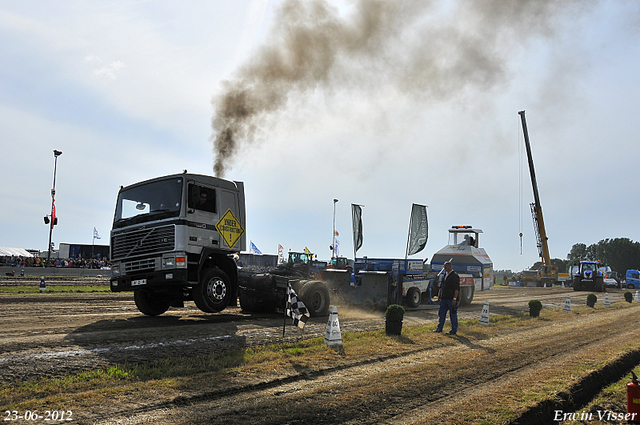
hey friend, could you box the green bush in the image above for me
[528,299,542,310]
[586,293,597,307]
[528,300,542,317]
[385,304,405,322]
[625,291,633,303]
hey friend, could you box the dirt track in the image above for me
[1,284,639,424]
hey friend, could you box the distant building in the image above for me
[58,243,110,260]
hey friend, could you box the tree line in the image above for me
[531,238,640,274]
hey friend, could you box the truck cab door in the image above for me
[217,188,245,251]
[186,182,221,250]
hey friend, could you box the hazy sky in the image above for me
[1,0,639,272]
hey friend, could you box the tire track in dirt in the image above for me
[382,312,640,425]
[0,293,395,384]
[0,287,620,384]
[0,286,632,423]
[90,305,640,425]
[511,347,640,425]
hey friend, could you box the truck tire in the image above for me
[134,289,170,316]
[596,278,605,292]
[299,281,330,317]
[406,287,421,308]
[458,286,474,306]
[194,268,232,313]
[573,278,581,291]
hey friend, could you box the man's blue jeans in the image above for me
[436,299,458,333]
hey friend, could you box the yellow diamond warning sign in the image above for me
[216,209,245,249]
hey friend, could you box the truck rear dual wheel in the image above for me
[194,268,232,313]
[134,289,170,316]
[299,281,330,317]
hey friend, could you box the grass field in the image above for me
[0,285,110,294]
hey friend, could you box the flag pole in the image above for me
[283,282,288,339]
[282,310,287,351]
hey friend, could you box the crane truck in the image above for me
[518,111,559,286]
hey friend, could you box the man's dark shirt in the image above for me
[441,270,460,300]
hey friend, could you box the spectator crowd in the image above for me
[0,255,111,269]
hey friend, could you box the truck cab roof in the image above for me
[118,172,243,193]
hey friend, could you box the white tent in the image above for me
[0,247,34,257]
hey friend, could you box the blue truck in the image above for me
[352,257,434,308]
[330,226,494,309]
[625,270,640,289]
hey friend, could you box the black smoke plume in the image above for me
[211,0,590,177]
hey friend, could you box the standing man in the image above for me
[433,261,460,335]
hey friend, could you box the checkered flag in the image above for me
[286,283,309,329]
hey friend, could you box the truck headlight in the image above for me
[162,255,186,269]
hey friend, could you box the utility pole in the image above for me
[45,150,62,267]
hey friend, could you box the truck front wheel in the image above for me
[194,268,232,313]
[134,289,170,316]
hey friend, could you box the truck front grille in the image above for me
[112,225,175,260]
[124,258,157,273]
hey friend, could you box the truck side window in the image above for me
[188,184,216,213]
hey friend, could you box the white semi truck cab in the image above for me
[110,172,246,315]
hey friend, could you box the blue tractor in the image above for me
[572,260,605,292]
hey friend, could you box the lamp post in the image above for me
[331,199,338,259]
[45,150,62,267]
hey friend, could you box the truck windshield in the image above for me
[449,232,476,246]
[288,253,311,265]
[113,178,183,227]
